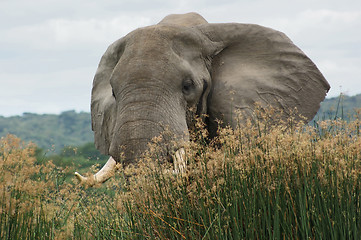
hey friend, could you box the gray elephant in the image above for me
[75,12,330,184]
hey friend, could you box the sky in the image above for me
[1,0,360,117]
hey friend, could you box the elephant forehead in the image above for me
[124,25,204,54]
[111,26,204,76]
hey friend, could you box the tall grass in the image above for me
[1,108,361,239]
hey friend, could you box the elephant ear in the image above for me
[197,23,330,127]
[91,38,125,155]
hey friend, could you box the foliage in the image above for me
[0,135,114,239]
[0,135,72,239]
[0,110,93,153]
[1,107,361,239]
[0,93,360,155]
[34,141,108,182]
[112,107,361,239]
[314,93,361,121]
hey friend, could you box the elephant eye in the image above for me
[112,89,116,99]
[182,79,194,95]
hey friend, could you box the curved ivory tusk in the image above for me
[75,156,118,186]
[172,148,186,174]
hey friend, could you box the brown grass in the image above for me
[1,107,361,238]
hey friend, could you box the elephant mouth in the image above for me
[75,147,186,186]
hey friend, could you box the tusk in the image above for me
[75,156,118,186]
[172,148,186,174]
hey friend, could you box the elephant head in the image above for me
[75,12,330,185]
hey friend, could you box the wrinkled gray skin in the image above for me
[79,13,330,180]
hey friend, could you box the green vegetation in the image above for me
[1,94,360,155]
[35,142,109,181]
[314,93,361,121]
[0,110,93,153]
[1,107,361,239]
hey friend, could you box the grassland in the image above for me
[1,109,361,239]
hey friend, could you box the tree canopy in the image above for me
[0,110,93,153]
[0,94,360,153]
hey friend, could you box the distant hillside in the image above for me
[0,110,93,152]
[1,94,360,152]
[314,93,361,121]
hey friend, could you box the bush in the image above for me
[0,135,86,239]
[109,108,361,239]
[1,108,361,239]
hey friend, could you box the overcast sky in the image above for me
[1,0,360,116]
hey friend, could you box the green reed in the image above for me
[1,108,361,239]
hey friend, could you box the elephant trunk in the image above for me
[109,120,168,164]
[75,83,190,186]
[110,87,189,165]
[76,107,187,186]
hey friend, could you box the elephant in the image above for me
[75,12,330,185]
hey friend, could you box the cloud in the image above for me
[0,67,93,116]
[301,9,360,24]
[0,0,360,116]
[2,16,152,51]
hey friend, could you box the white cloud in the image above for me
[2,16,152,50]
[259,9,361,42]
[0,0,360,116]
[49,17,151,45]
[0,67,93,116]
[301,9,360,24]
